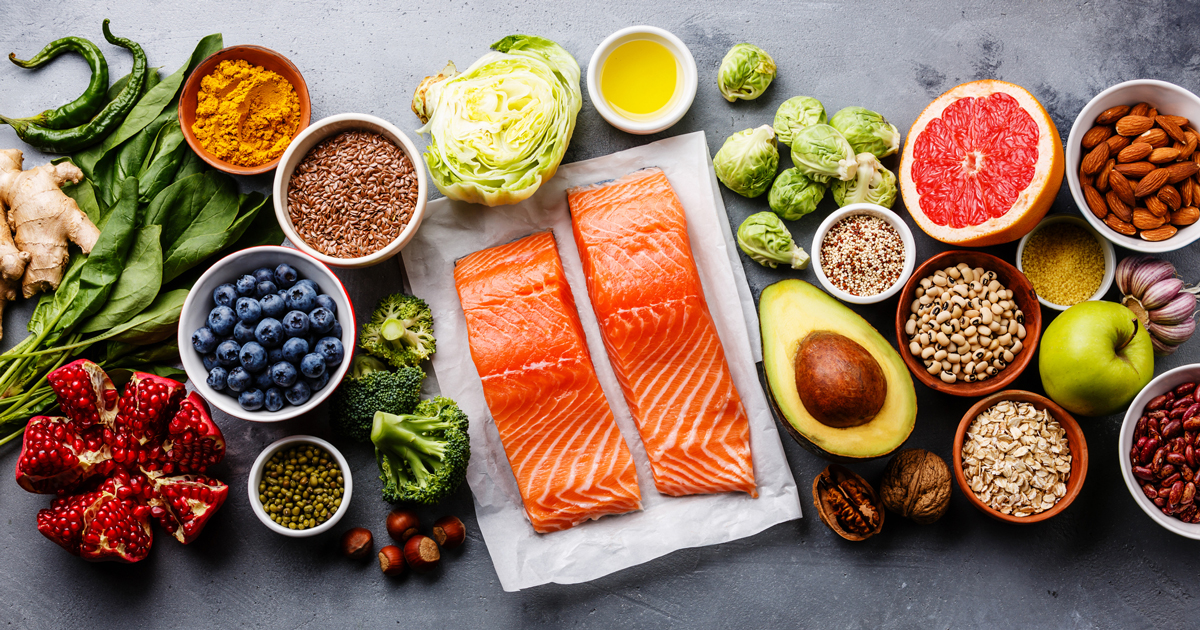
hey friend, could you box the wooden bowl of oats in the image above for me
[953,390,1088,524]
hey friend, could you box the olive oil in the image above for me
[600,39,679,120]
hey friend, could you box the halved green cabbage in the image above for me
[413,35,581,207]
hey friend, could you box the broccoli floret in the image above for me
[359,293,435,369]
[372,396,470,505]
[330,356,424,442]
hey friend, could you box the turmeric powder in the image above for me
[191,59,300,167]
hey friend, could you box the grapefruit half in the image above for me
[899,80,1063,247]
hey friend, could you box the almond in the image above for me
[1158,185,1182,210]
[1110,171,1136,206]
[1135,168,1170,196]
[1106,134,1132,153]
[1162,114,1190,128]
[1115,161,1156,178]
[1146,195,1170,218]
[1141,225,1178,242]
[1081,125,1112,149]
[1082,184,1108,219]
[1139,128,1169,148]
[1105,213,1139,236]
[1081,142,1110,174]
[1149,147,1182,164]
[1129,102,1152,117]
[1133,208,1167,230]
[1116,115,1155,136]
[1096,105,1132,125]
[1097,159,1115,192]
[1148,106,1159,120]
[1156,115,1188,144]
[1181,132,1198,160]
[1165,160,1200,184]
[1184,178,1196,207]
[1118,142,1153,163]
[1171,206,1199,226]
[1106,190,1133,221]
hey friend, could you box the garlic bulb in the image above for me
[1116,255,1199,356]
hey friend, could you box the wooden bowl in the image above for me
[953,390,1089,524]
[178,45,312,176]
[894,250,1042,397]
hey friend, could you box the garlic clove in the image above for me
[1116,254,1156,295]
[1142,277,1185,310]
[1128,257,1177,298]
[1149,291,1197,326]
[1151,334,1181,357]
[1149,318,1196,346]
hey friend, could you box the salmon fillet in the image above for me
[567,168,757,497]
[455,231,642,533]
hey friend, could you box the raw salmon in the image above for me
[455,231,642,533]
[567,168,757,497]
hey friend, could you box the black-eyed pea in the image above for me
[1007,319,1018,335]
[951,305,963,319]
[941,360,952,371]
[1002,349,1014,363]
[921,346,936,359]
[941,323,953,335]
[905,319,917,336]
[948,353,961,364]
[988,321,1002,333]
[951,333,966,346]
[1017,323,1026,339]
[964,373,978,383]
[964,325,977,337]
[993,359,1007,370]
[915,286,925,298]
[952,363,962,374]
[1012,339,1023,355]
[936,310,952,324]
[986,366,999,376]
[981,309,993,325]
[990,303,1004,316]
[964,362,976,375]
[926,361,941,375]
[978,325,992,338]
[918,332,930,345]
[948,267,962,280]
[910,341,922,356]
[936,332,951,346]
[988,338,1000,351]
[940,371,957,384]
[997,333,1012,346]
[920,277,932,289]
[933,275,948,287]
[934,349,948,361]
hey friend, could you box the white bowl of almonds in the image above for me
[1067,79,1200,252]
[274,113,428,268]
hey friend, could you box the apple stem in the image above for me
[1116,318,1141,353]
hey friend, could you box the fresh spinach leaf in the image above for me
[79,225,162,334]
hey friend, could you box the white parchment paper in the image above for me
[401,132,800,591]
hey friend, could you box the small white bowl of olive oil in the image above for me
[587,26,698,135]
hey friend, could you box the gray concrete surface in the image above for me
[1,1,1198,628]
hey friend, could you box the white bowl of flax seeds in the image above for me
[274,113,428,268]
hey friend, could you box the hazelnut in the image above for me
[386,509,420,542]
[431,515,466,549]
[880,448,951,524]
[403,534,441,572]
[341,527,373,560]
[378,545,406,576]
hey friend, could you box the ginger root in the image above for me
[0,149,100,302]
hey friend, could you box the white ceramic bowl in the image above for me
[273,113,428,268]
[1119,364,1200,539]
[586,26,698,135]
[811,203,916,305]
[248,435,352,537]
[178,245,356,422]
[1066,79,1200,253]
[1015,214,1116,311]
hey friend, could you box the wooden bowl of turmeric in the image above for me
[178,45,311,176]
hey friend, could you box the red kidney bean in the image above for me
[1150,410,1167,421]
[1177,382,1198,397]
[1149,417,1162,433]
[1134,466,1156,481]
[1177,394,1196,408]
[1185,418,1200,431]
[1185,404,1200,423]
[1155,497,1166,507]
[1164,472,1182,487]
[1149,394,1169,411]
[1142,437,1161,464]
[1170,481,1184,506]
[1164,420,1183,439]
[1136,436,1149,450]
[1144,484,1159,499]
[1187,445,1197,469]
[1170,407,1187,420]
[1183,466,1196,482]
[1185,483,1196,506]
[1167,452,1187,466]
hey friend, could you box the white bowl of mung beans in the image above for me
[1016,214,1115,311]
[249,435,352,537]
[274,113,428,268]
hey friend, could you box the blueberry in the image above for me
[294,278,318,292]
[308,307,335,335]
[239,341,268,373]
[307,371,330,392]
[192,326,219,354]
[235,275,257,297]
[314,294,337,314]
[235,297,263,324]
[207,367,228,391]
[260,293,286,319]
[212,284,238,307]
[285,284,317,312]
[253,267,275,284]
[274,264,299,289]
[238,389,265,411]
[277,289,288,297]
[264,388,285,412]
[233,319,257,343]
[282,310,310,338]
[270,361,298,387]
[254,318,284,348]
[202,353,220,371]
[267,346,285,364]
[315,337,344,367]
[255,280,278,299]
[227,367,251,393]
[285,381,312,406]
[216,340,241,366]
[329,320,343,340]
[281,337,309,364]
[300,353,326,378]
[254,369,274,391]
[207,306,237,336]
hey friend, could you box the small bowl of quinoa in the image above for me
[811,203,916,305]
[1016,215,1115,311]
[273,113,427,268]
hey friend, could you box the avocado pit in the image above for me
[794,331,887,428]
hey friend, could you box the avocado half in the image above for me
[759,279,916,461]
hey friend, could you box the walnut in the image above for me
[813,464,884,541]
[880,449,951,524]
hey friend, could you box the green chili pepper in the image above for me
[7,35,109,129]
[0,20,145,153]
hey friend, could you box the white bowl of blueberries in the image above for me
[178,246,356,422]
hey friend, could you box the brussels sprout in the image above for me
[788,124,856,183]
[736,212,810,270]
[828,106,901,159]
[773,96,827,147]
[768,168,826,220]
[717,44,776,102]
[713,125,779,198]
[832,153,898,208]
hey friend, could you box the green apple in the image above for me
[1039,301,1154,416]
